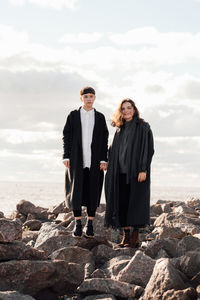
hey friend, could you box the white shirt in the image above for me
[80,107,95,168]
[63,107,106,167]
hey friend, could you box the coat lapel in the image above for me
[77,107,82,148]
[91,109,99,147]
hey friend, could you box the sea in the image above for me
[0,181,200,216]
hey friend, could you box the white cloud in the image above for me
[0,129,59,144]
[59,32,103,44]
[9,0,78,9]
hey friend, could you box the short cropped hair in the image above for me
[80,86,96,95]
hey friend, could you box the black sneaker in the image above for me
[72,220,82,238]
[85,220,94,238]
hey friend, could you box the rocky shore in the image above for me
[0,198,200,300]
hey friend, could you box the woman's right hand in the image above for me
[138,172,146,182]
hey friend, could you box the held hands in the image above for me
[63,160,70,169]
[138,172,146,182]
[100,162,108,171]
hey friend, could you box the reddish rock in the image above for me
[141,258,186,300]
[117,250,156,287]
[0,219,22,242]
[0,241,47,261]
[23,220,42,231]
[78,278,143,298]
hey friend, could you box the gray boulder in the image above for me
[176,235,200,256]
[144,238,178,258]
[0,218,22,242]
[0,241,47,261]
[0,291,35,300]
[50,246,94,267]
[141,258,187,300]
[22,230,39,244]
[16,200,48,220]
[117,250,156,287]
[34,222,77,255]
[102,255,131,278]
[48,201,70,215]
[154,213,200,234]
[172,251,200,279]
[152,225,185,240]
[78,278,143,298]
[23,220,42,231]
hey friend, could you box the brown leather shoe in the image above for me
[118,230,130,248]
[126,231,140,248]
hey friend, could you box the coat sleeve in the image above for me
[100,115,109,162]
[138,123,154,172]
[62,112,73,160]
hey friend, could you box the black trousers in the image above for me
[73,168,96,217]
[119,173,140,229]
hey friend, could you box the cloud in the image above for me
[9,0,78,9]
[59,32,103,44]
[175,75,200,100]
[144,104,200,137]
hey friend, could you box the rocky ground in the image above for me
[0,198,200,300]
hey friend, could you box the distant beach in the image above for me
[0,181,199,215]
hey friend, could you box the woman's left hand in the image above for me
[138,172,146,182]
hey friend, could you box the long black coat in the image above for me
[63,108,108,211]
[105,119,154,228]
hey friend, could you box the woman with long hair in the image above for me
[105,98,154,248]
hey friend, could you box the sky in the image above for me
[0,0,200,187]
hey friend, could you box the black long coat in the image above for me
[105,119,154,228]
[63,108,108,211]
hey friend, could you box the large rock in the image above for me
[34,223,77,255]
[152,226,185,240]
[48,201,70,215]
[50,246,94,267]
[23,220,42,231]
[187,198,200,210]
[144,238,178,258]
[0,291,35,300]
[162,287,197,300]
[117,250,156,287]
[173,205,199,216]
[0,219,22,242]
[92,244,136,266]
[16,200,48,220]
[0,260,55,295]
[154,213,200,234]
[0,259,84,296]
[176,235,200,256]
[150,204,163,217]
[0,241,47,261]
[22,231,39,244]
[102,255,131,278]
[78,278,143,298]
[55,212,73,225]
[172,251,200,279]
[51,260,84,294]
[141,258,187,300]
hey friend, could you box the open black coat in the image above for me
[105,119,154,228]
[63,108,108,211]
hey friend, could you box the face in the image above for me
[121,101,135,121]
[80,93,96,110]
